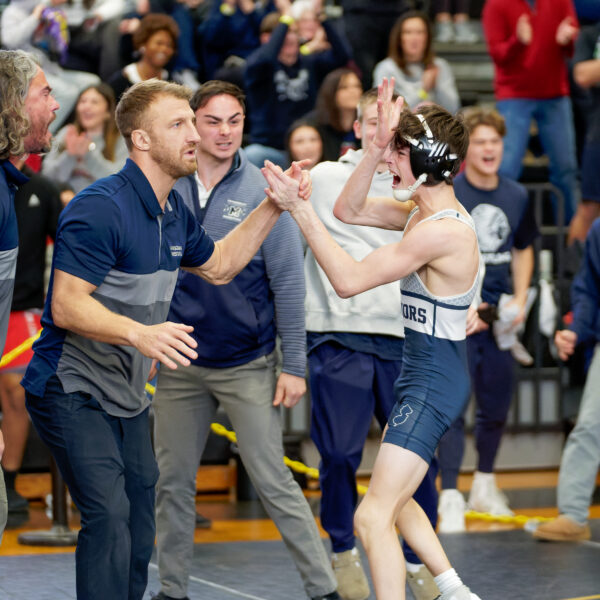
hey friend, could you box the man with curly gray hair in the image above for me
[0,49,59,540]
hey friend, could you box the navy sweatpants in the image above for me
[309,341,438,563]
[25,375,159,600]
[438,329,515,489]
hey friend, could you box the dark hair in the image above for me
[284,118,323,161]
[460,106,506,137]
[393,104,469,183]
[314,67,362,132]
[74,83,120,161]
[132,13,179,50]
[388,11,434,75]
[190,80,246,114]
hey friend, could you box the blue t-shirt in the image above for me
[22,159,215,417]
[454,173,539,306]
[0,160,27,357]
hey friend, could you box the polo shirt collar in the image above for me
[0,159,29,188]
[121,158,174,219]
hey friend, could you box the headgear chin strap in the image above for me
[392,173,427,202]
[403,113,459,186]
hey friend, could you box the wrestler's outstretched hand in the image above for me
[373,77,405,151]
[262,160,308,212]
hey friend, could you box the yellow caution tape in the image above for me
[6,334,556,528]
[147,384,554,526]
[0,328,42,368]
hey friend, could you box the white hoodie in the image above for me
[305,149,405,337]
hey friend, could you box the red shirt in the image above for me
[482,0,578,100]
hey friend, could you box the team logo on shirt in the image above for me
[392,404,413,426]
[170,245,182,257]
[223,199,248,222]
[274,69,310,102]
[470,203,511,265]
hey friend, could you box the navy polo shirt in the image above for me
[22,159,215,417]
[0,159,27,357]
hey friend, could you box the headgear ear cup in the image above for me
[406,113,459,185]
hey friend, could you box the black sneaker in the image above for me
[195,511,212,529]
[311,592,341,600]
[7,488,29,513]
[150,592,190,600]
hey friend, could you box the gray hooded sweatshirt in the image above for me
[305,149,405,338]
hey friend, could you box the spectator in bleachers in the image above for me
[482,0,580,224]
[372,11,460,115]
[339,0,411,90]
[59,0,126,80]
[108,13,179,100]
[304,67,362,162]
[567,20,600,244]
[200,0,275,87]
[291,0,329,53]
[1,0,100,132]
[243,4,352,168]
[433,0,479,44]
[118,0,204,90]
[42,83,128,194]
[285,119,324,169]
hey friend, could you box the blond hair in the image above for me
[115,79,192,150]
[460,106,506,137]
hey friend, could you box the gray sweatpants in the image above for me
[557,343,600,525]
[153,352,336,599]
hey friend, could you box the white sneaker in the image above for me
[467,471,514,516]
[434,21,454,43]
[437,489,466,533]
[453,21,479,43]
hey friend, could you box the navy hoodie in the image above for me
[244,20,352,149]
[169,150,306,375]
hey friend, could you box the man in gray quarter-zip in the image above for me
[0,49,59,542]
[22,79,292,600]
[151,80,340,600]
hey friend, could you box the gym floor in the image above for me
[0,470,599,599]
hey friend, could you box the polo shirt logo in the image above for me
[223,199,247,222]
[170,245,182,257]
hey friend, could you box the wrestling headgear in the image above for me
[393,113,459,202]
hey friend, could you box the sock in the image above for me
[473,470,494,482]
[405,561,424,573]
[434,568,463,595]
[3,469,17,490]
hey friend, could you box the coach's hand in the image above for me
[131,322,198,370]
